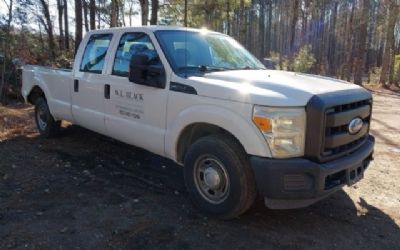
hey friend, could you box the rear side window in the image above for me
[80,34,113,74]
[112,32,159,77]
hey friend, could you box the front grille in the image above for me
[322,99,372,161]
[305,89,373,163]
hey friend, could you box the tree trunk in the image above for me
[110,0,118,27]
[75,0,83,54]
[259,0,265,58]
[396,58,400,87]
[150,0,159,25]
[39,0,56,60]
[0,0,13,102]
[344,2,355,81]
[379,2,398,86]
[238,0,244,45]
[289,0,299,53]
[38,20,45,52]
[97,0,101,29]
[139,0,149,26]
[89,0,96,30]
[353,0,370,85]
[288,0,299,71]
[266,0,272,57]
[64,0,70,50]
[4,0,13,43]
[317,3,327,75]
[127,0,134,26]
[120,0,126,26]
[248,2,254,55]
[226,0,231,35]
[184,0,187,27]
[83,0,89,31]
[366,1,377,74]
[302,0,308,42]
[328,1,338,76]
[246,8,251,49]
[388,4,399,86]
[57,0,64,51]
[388,48,396,85]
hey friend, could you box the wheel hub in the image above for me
[193,156,230,204]
[204,167,221,189]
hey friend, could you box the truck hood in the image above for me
[187,70,362,106]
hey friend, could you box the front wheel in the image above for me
[34,97,61,137]
[184,135,256,219]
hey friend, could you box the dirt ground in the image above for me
[0,92,399,250]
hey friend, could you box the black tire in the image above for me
[34,97,61,137]
[183,134,257,219]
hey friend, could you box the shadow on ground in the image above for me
[0,125,399,250]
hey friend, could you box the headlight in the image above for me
[252,106,306,158]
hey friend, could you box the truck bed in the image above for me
[22,65,74,122]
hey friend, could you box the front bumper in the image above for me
[250,135,374,209]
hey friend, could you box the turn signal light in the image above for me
[252,116,272,133]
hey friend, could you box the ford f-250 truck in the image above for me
[22,26,374,219]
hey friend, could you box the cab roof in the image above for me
[86,26,221,35]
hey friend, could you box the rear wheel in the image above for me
[184,135,256,219]
[34,97,61,137]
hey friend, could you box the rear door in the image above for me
[72,33,113,134]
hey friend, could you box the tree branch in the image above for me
[1,0,10,11]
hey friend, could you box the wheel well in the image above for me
[176,123,246,164]
[28,86,45,104]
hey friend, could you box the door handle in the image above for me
[104,84,110,99]
[74,80,79,92]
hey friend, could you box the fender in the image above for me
[22,67,53,104]
[30,79,56,115]
[165,104,272,163]
[22,66,72,121]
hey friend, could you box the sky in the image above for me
[0,0,143,35]
[0,1,7,15]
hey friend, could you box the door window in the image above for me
[112,32,160,77]
[80,33,113,74]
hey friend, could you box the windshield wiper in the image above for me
[178,65,233,73]
[235,66,265,70]
[199,65,233,72]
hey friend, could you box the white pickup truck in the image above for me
[22,26,374,219]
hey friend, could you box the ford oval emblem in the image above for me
[348,117,363,134]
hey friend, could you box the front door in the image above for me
[103,32,169,156]
[72,33,113,135]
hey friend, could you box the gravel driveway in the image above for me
[0,92,399,249]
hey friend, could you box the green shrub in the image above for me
[368,67,381,84]
[293,45,316,73]
[269,45,316,73]
[394,54,400,81]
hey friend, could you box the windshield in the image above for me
[155,30,265,75]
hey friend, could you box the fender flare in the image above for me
[165,104,271,162]
[26,74,56,116]
[25,72,53,104]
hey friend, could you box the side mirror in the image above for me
[129,54,166,89]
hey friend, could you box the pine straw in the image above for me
[0,104,35,141]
